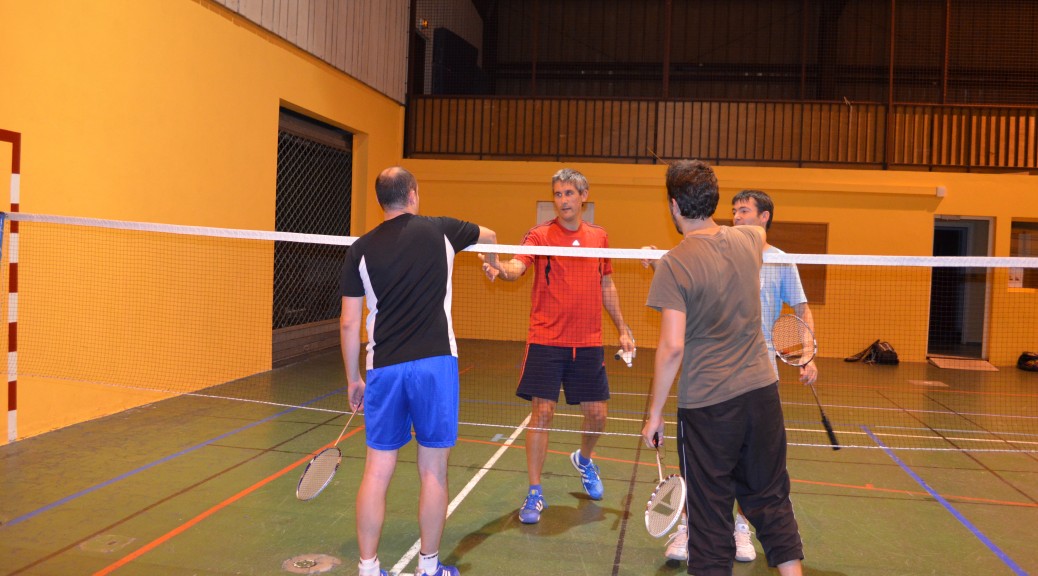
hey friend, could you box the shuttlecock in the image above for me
[614,348,635,367]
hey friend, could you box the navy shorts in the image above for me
[516,343,609,405]
[364,355,459,450]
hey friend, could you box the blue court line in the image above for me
[863,426,1028,576]
[2,387,347,528]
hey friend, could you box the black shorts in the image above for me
[516,343,609,405]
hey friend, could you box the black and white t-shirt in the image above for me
[340,214,480,370]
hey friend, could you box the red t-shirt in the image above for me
[517,219,613,347]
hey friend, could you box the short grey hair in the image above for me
[551,168,589,193]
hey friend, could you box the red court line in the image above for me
[458,437,1038,508]
[93,426,365,576]
[811,382,1038,399]
[95,427,1035,574]
[791,477,1038,508]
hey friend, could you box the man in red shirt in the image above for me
[481,168,635,524]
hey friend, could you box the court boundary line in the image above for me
[390,414,531,576]
[864,425,1029,576]
[92,425,366,575]
[3,388,348,528]
[456,438,1038,508]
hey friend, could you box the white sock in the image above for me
[358,556,380,576]
[418,550,439,575]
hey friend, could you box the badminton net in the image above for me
[2,212,1036,453]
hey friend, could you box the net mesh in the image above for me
[3,213,1037,453]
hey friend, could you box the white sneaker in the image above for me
[734,514,756,562]
[664,524,688,561]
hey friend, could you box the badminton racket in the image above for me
[772,314,839,450]
[296,409,358,500]
[644,433,686,538]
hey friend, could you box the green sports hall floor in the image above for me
[1,341,1036,576]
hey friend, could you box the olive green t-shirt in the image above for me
[646,226,776,409]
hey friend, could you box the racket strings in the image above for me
[297,447,342,501]
[646,476,686,537]
[773,325,806,354]
[772,316,813,365]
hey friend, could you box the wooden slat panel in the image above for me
[214,0,408,103]
[407,96,1035,169]
[431,97,445,154]
[239,0,263,22]
[656,101,670,158]
[334,0,345,72]
[310,0,328,60]
[789,103,803,163]
[262,0,276,29]
[534,100,551,157]
[296,0,311,55]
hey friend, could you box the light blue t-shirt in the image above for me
[760,245,808,378]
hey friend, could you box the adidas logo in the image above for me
[572,240,580,246]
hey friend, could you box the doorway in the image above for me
[928,218,990,358]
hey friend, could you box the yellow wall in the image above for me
[405,159,1038,367]
[0,0,402,441]
[2,1,1036,443]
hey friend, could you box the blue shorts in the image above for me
[364,355,459,450]
[516,344,609,405]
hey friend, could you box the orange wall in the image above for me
[405,159,1037,367]
[0,0,402,441]
[2,1,1036,443]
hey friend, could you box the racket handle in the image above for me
[333,409,359,446]
[821,415,840,451]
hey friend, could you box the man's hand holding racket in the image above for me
[347,375,365,413]
[799,359,818,386]
[642,431,686,538]
[641,412,665,451]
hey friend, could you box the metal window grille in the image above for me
[274,110,352,336]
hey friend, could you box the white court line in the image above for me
[390,413,532,576]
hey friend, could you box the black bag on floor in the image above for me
[1018,352,1038,372]
[845,340,900,365]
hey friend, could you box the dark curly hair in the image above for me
[665,160,718,220]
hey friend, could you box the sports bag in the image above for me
[1018,352,1038,372]
[845,340,900,365]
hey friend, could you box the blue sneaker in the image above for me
[418,564,459,576]
[570,450,604,500]
[518,489,546,524]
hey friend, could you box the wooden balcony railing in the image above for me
[405,96,1037,172]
